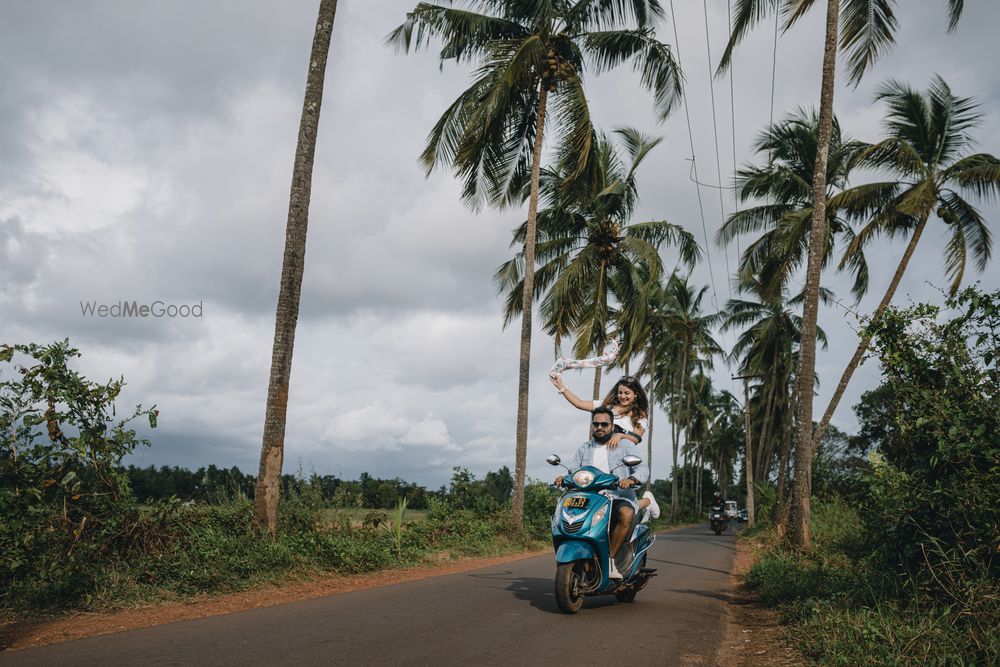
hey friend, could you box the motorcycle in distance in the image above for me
[709,506,728,535]
[546,453,657,614]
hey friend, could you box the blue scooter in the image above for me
[546,453,657,614]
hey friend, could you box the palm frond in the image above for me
[836,224,870,301]
[386,4,529,64]
[828,181,900,221]
[943,154,1000,201]
[549,68,595,182]
[939,191,991,274]
[718,204,794,244]
[582,29,683,120]
[716,0,773,76]
[566,0,667,33]
[629,220,701,266]
[839,0,897,86]
[781,0,819,31]
[856,138,925,178]
[946,0,964,31]
[927,75,981,166]
[615,126,664,179]
[451,37,546,209]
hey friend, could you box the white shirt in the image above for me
[592,443,610,472]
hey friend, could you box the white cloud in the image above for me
[399,414,456,449]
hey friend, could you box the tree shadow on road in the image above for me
[659,534,737,553]
[465,573,616,614]
[645,557,731,576]
[666,588,738,604]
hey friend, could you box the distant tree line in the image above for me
[122,464,520,512]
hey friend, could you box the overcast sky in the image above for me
[2,1,997,488]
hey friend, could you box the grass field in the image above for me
[319,507,430,529]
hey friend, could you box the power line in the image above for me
[669,0,720,313]
[702,0,733,302]
[768,3,779,162]
[728,0,740,268]
[686,160,736,190]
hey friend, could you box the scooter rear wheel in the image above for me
[554,561,585,614]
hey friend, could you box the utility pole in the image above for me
[734,373,763,527]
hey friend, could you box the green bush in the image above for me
[1,341,157,609]
[862,288,999,606]
[522,480,558,538]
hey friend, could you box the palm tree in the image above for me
[718,109,874,302]
[704,389,742,502]
[813,76,1000,448]
[495,127,700,397]
[389,0,683,527]
[254,0,339,537]
[659,273,721,519]
[628,272,684,485]
[717,0,967,547]
[721,277,830,525]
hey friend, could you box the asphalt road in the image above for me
[2,524,740,666]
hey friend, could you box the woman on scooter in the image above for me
[550,373,661,520]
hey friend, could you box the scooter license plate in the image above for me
[563,496,588,509]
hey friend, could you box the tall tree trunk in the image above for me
[593,366,603,402]
[755,365,779,485]
[682,344,694,515]
[646,345,656,488]
[695,444,703,516]
[670,372,680,519]
[715,449,726,498]
[254,0,338,537]
[741,377,755,526]
[683,445,690,513]
[774,380,793,528]
[812,213,931,451]
[790,0,841,549]
[756,372,778,482]
[510,80,550,529]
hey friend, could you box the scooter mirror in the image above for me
[622,455,642,467]
[545,454,561,466]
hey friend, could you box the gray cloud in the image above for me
[2,1,998,489]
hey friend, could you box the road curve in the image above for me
[2,524,740,666]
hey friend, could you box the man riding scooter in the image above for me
[709,491,729,535]
[554,406,648,580]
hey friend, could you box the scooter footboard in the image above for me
[555,541,597,564]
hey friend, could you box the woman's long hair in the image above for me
[601,376,649,429]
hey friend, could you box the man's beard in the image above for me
[594,431,612,443]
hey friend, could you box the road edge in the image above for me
[713,532,807,666]
[2,522,701,653]
[0,548,546,653]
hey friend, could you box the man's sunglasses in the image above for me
[592,421,613,428]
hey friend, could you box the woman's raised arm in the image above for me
[549,375,594,412]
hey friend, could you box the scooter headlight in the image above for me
[572,470,595,488]
[592,503,609,524]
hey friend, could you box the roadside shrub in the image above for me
[522,480,558,538]
[0,341,157,609]
[742,290,1000,665]
[863,288,999,604]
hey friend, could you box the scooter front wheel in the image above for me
[554,561,585,614]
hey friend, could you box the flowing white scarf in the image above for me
[548,339,620,379]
